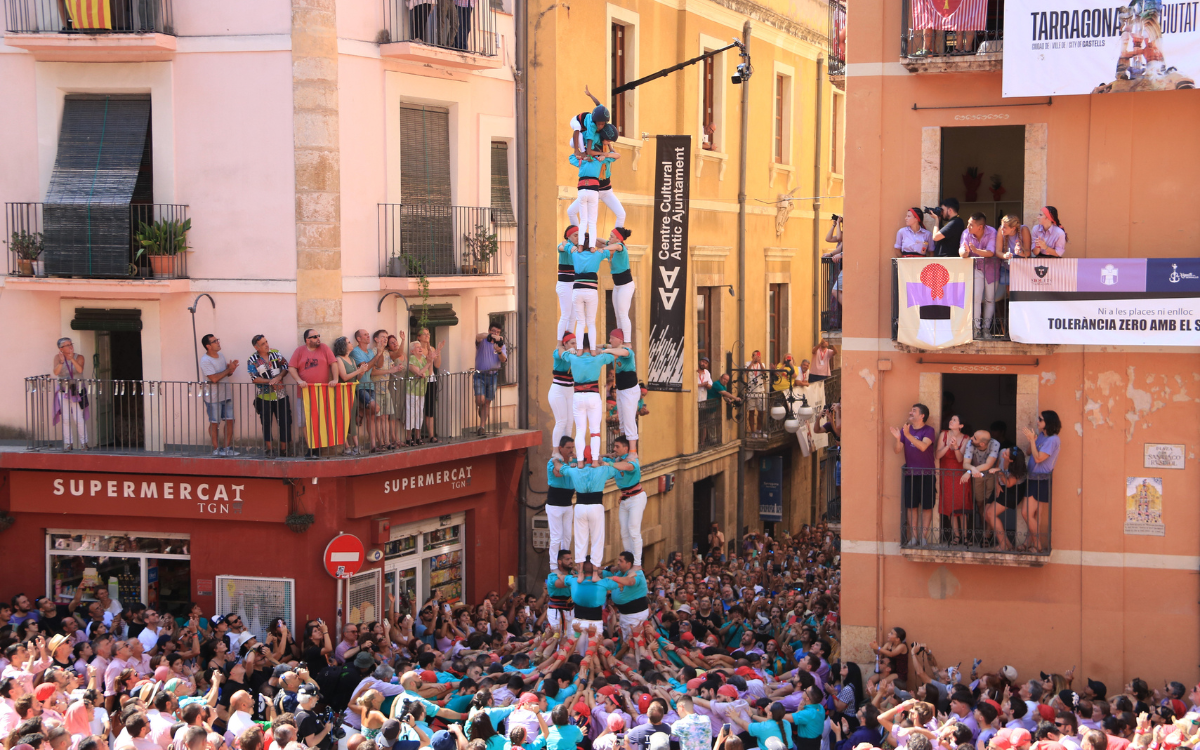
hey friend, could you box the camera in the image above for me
[487,334,504,345]
[731,62,752,84]
[315,707,346,741]
[831,214,841,222]
[922,206,944,219]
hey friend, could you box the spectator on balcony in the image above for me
[380,334,407,450]
[999,215,1033,260]
[960,429,1000,542]
[1031,207,1068,258]
[708,374,741,406]
[959,213,999,336]
[452,0,476,51]
[896,208,933,257]
[935,415,971,545]
[1020,410,1061,553]
[289,329,338,459]
[931,199,964,258]
[247,335,292,457]
[52,337,89,452]
[892,403,936,546]
[333,336,371,457]
[985,446,1028,552]
[409,0,435,44]
[474,322,508,435]
[350,330,384,453]
[405,341,434,447]
[798,359,812,387]
[810,340,836,383]
[773,355,798,392]
[200,334,240,458]
[417,329,444,443]
[697,358,714,404]
[744,350,769,435]
[822,217,844,314]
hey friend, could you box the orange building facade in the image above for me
[838,2,1200,685]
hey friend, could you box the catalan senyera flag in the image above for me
[63,0,113,30]
[301,382,357,449]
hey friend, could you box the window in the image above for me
[703,55,715,150]
[768,283,788,364]
[48,531,191,620]
[490,311,518,386]
[387,514,466,608]
[346,569,381,624]
[399,104,452,204]
[611,23,627,136]
[773,72,794,165]
[775,76,785,163]
[490,142,515,226]
[214,575,295,641]
[696,287,719,364]
[831,89,846,175]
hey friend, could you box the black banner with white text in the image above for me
[647,135,692,391]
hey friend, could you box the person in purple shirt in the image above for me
[1020,409,1061,553]
[959,212,999,337]
[1031,206,1068,257]
[896,208,933,257]
[892,403,937,545]
[473,322,508,434]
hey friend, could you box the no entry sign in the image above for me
[323,534,365,579]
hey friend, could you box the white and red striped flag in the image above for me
[912,0,987,31]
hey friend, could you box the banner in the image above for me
[912,0,988,32]
[647,135,692,391]
[1003,0,1200,97]
[895,258,975,350]
[1009,257,1200,345]
[759,456,783,522]
[301,382,358,449]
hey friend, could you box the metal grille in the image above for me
[214,575,295,642]
[490,143,516,226]
[491,311,518,387]
[346,569,380,625]
[4,0,175,34]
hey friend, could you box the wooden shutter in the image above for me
[611,24,626,136]
[490,142,515,226]
[703,55,715,149]
[44,95,151,278]
[774,76,785,163]
[399,104,452,204]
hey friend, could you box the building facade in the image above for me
[841,0,1200,684]
[523,0,845,581]
[0,0,536,628]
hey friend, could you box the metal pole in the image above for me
[736,20,751,540]
[187,294,215,381]
[515,0,530,593]
[811,57,824,523]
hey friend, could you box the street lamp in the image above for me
[771,390,815,433]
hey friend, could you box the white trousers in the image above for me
[60,399,88,448]
[572,288,599,349]
[576,189,599,247]
[572,618,604,652]
[612,281,635,341]
[570,190,626,232]
[546,607,574,634]
[547,383,575,449]
[555,280,576,341]
[573,503,606,566]
[973,265,997,332]
[618,491,647,566]
[615,385,640,440]
[546,503,574,571]
[617,609,649,642]
[572,391,602,460]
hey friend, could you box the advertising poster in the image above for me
[647,135,692,391]
[1003,0,1200,96]
[895,258,975,350]
[759,456,783,522]
[1125,476,1165,535]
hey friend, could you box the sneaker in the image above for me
[222,447,241,457]
[212,449,222,456]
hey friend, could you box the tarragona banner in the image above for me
[1002,0,1200,96]
[1009,258,1200,344]
[896,258,975,350]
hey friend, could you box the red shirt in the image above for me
[289,344,336,384]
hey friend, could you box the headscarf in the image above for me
[65,701,92,736]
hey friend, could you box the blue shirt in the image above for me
[350,346,376,389]
[561,352,614,384]
[547,571,573,599]
[602,569,647,606]
[547,459,576,490]
[571,249,610,275]
[557,241,576,266]
[543,684,577,710]
[566,575,619,609]
[613,348,636,373]
[546,724,584,750]
[569,153,609,180]
[465,707,515,749]
[602,454,641,489]
[553,349,572,373]
[609,243,630,274]
[748,719,793,748]
[562,464,620,494]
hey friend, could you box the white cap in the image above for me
[1001,665,1018,681]
[649,733,671,750]
[766,739,786,750]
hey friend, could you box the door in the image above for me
[383,562,418,616]
[693,477,714,555]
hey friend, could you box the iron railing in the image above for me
[820,258,841,334]
[828,0,847,77]
[890,258,1015,343]
[24,370,502,458]
[698,398,723,450]
[6,202,190,279]
[900,0,1004,57]
[822,445,841,523]
[378,204,513,277]
[4,0,174,34]
[381,0,498,56]
[900,467,1052,554]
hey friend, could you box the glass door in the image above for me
[384,561,417,616]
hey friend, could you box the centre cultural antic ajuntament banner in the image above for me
[646,135,692,392]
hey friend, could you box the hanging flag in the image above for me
[301,382,357,449]
[64,0,113,30]
[647,135,692,391]
[911,0,987,32]
[895,258,974,350]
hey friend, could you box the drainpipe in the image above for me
[515,0,530,592]
[811,58,824,523]
[736,20,751,540]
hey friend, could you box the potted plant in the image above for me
[462,224,498,274]
[962,167,982,202]
[135,217,190,277]
[284,512,315,533]
[990,174,1006,201]
[9,230,43,277]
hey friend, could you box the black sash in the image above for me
[616,597,649,615]
[575,605,603,620]
[612,269,633,286]
[616,371,638,390]
[547,485,575,506]
[577,491,603,505]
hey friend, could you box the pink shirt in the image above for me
[148,710,175,750]
[1,656,50,695]
[0,698,20,735]
[104,656,130,696]
[811,348,834,377]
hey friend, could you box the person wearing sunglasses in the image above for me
[288,329,340,458]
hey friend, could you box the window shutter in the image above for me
[490,143,515,226]
[44,95,151,277]
[214,575,295,642]
[346,569,381,625]
[399,104,451,204]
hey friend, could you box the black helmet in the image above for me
[592,105,610,123]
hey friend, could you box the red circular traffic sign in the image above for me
[323,534,365,579]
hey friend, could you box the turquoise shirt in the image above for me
[601,569,648,606]
[562,464,620,494]
[603,454,641,490]
[609,243,630,274]
[546,724,584,750]
[505,739,547,750]
[542,683,577,710]
[446,693,475,714]
[350,346,376,389]
[552,349,571,373]
[748,719,793,748]
[547,459,576,490]
[792,703,826,739]
[465,706,515,750]
[547,571,573,599]
[561,352,614,384]
[571,249,611,275]
[503,664,540,675]
[613,348,636,373]
[566,575,619,609]
[557,241,576,266]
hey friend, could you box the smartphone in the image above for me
[722,724,732,736]
[508,575,515,586]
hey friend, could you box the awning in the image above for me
[71,307,143,332]
[409,303,459,328]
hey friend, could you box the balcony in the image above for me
[900,467,1051,565]
[4,0,176,54]
[899,0,1003,73]
[379,0,500,70]
[698,399,723,450]
[820,258,841,335]
[6,202,190,281]
[827,0,846,81]
[378,204,513,280]
[22,371,503,460]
